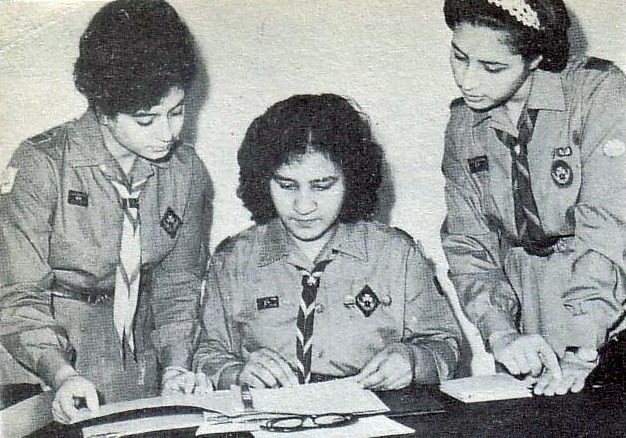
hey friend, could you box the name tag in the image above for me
[468,156,489,174]
[67,190,88,207]
[257,296,279,310]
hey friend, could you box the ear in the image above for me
[528,55,543,71]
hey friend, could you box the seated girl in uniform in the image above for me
[194,94,461,389]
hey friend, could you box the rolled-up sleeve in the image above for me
[441,112,520,345]
[561,66,626,349]
[193,250,244,387]
[0,144,74,386]
[150,154,211,369]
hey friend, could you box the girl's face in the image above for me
[103,86,186,161]
[270,151,345,246]
[450,23,541,111]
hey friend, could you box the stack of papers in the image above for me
[80,379,392,437]
[439,374,533,403]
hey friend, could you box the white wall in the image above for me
[1,0,625,374]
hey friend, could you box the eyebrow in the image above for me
[273,174,339,184]
[133,101,185,117]
[451,42,509,66]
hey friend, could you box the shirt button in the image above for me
[317,350,325,358]
[315,303,325,314]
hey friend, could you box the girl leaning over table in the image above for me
[0,0,212,424]
[440,0,626,395]
[193,94,461,390]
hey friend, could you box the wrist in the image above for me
[52,365,81,390]
[567,347,599,363]
[219,364,244,390]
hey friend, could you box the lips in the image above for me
[292,218,320,227]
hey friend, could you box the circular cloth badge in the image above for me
[551,160,573,187]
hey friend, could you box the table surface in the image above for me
[25,381,626,438]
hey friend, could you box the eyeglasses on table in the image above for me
[261,413,356,432]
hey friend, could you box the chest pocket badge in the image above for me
[550,160,573,188]
[160,207,182,238]
[355,285,380,317]
[67,190,89,207]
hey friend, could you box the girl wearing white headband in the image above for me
[441,0,626,396]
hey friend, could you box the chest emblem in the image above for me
[67,190,89,207]
[550,160,573,188]
[468,155,489,174]
[355,285,380,317]
[0,166,18,195]
[160,207,182,238]
[552,146,572,158]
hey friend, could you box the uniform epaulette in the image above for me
[584,57,614,72]
[25,126,62,146]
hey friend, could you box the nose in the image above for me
[458,62,481,93]
[293,189,316,215]
[155,117,175,143]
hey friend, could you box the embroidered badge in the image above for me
[160,207,182,238]
[0,166,18,195]
[257,296,279,310]
[550,160,573,187]
[67,190,89,207]
[468,155,489,174]
[355,285,380,317]
[603,139,626,157]
[552,146,572,158]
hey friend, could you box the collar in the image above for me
[257,219,368,267]
[471,69,566,128]
[66,109,169,172]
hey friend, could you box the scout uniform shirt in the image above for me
[194,219,460,385]
[0,110,211,402]
[441,57,626,355]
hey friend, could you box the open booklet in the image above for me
[81,379,390,437]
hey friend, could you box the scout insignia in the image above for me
[160,207,182,238]
[603,139,626,157]
[257,296,279,310]
[468,155,489,174]
[0,166,18,195]
[355,285,380,317]
[67,190,89,207]
[550,160,573,187]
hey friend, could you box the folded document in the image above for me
[440,374,533,403]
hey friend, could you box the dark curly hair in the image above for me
[237,94,384,224]
[74,0,196,116]
[444,0,570,72]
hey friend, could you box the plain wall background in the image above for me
[1,0,625,374]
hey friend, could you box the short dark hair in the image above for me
[444,0,570,72]
[74,0,196,116]
[237,94,384,224]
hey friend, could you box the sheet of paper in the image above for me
[82,413,205,437]
[249,379,389,416]
[252,415,414,438]
[439,374,533,403]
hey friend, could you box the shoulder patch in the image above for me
[603,139,626,157]
[0,166,18,195]
[584,57,614,72]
